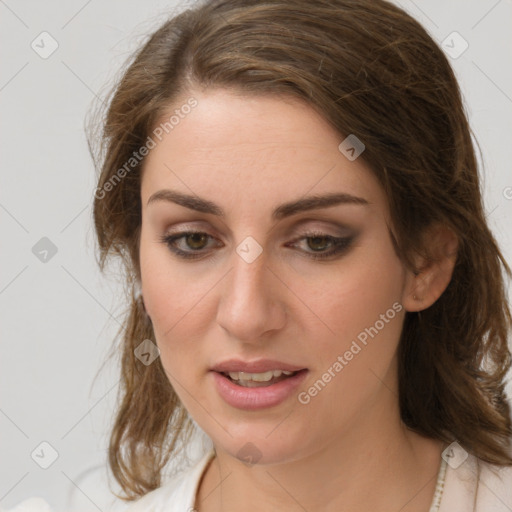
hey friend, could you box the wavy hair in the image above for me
[89,0,512,500]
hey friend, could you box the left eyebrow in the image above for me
[272,192,369,220]
[146,189,370,220]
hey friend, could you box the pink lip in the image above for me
[211,369,309,410]
[211,358,306,373]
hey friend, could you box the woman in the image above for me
[90,0,512,510]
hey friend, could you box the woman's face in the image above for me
[139,88,416,465]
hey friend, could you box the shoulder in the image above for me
[440,450,512,512]
[124,450,215,512]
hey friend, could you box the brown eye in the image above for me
[160,230,355,262]
[185,232,209,250]
[307,236,331,252]
[159,231,221,260]
[287,232,355,260]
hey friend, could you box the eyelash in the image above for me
[159,230,355,261]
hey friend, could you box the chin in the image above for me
[210,422,311,467]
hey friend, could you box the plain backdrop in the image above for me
[1,0,511,510]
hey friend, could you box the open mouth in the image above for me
[220,369,302,388]
[212,367,309,409]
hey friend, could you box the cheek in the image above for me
[305,236,404,341]
[139,234,216,374]
[139,243,219,418]
[140,231,201,328]
[299,234,406,389]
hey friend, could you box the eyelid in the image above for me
[161,214,357,240]
[287,232,356,257]
[287,216,355,233]
[164,221,213,234]
[289,225,354,239]
[160,229,357,261]
[161,218,357,247]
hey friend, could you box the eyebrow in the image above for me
[147,189,369,220]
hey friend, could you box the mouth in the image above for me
[220,369,301,388]
[210,364,309,410]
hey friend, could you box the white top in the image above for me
[121,448,512,512]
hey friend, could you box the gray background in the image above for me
[1,0,511,510]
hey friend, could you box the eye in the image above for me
[287,232,355,260]
[160,231,221,260]
[160,229,355,261]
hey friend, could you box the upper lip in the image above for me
[211,359,307,373]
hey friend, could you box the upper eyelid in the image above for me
[164,229,348,243]
[163,219,355,237]
[164,230,351,249]
[154,207,361,239]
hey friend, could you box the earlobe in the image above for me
[402,223,459,312]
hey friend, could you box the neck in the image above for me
[196,374,443,512]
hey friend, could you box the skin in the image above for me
[139,88,458,511]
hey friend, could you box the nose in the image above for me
[215,246,287,343]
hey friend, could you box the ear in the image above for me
[402,223,459,312]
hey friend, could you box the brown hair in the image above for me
[89,0,512,500]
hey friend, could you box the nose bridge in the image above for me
[216,240,285,340]
[227,244,271,312]
[232,253,264,298]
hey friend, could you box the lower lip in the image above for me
[211,370,308,410]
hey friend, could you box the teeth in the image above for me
[228,370,294,382]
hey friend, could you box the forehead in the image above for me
[141,89,386,216]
